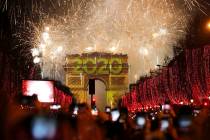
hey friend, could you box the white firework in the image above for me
[29,0,205,83]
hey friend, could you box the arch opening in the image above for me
[87,78,107,111]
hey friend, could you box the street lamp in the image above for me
[207,20,210,30]
[190,99,194,103]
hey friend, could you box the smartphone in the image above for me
[160,118,169,131]
[20,95,35,106]
[162,104,170,111]
[73,106,79,115]
[50,105,61,110]
[31,116,57,139]
[111,109,120,121]
[91,107,98,116]
[193,109,200,117]
[136,116,146,127]
[105,106,111,113]
[178,117,192,128]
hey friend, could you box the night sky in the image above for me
[0,0,210,82]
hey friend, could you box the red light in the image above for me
[204,102,208,106]
[91,96,96,107]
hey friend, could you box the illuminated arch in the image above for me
[64,52,129,108]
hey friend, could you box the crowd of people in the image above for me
[0,95,210,140]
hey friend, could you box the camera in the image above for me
[111,109,120,121]
[178,117,191,128]
[91,107,98,116]
[162,104,170,110]
[105,106,111,113]
[73,106,79,115]
[50,104,61,110]
[136,116,146,128]
[160,118,169,131]
[31,116,57,139]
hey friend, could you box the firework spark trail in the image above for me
[11,0,205,83]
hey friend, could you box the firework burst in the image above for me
[3,0,207,83]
